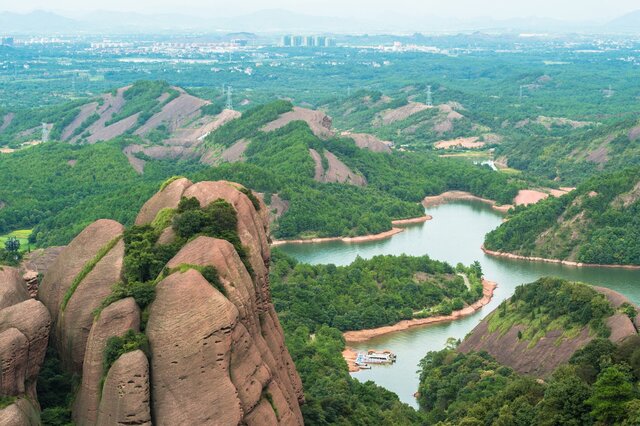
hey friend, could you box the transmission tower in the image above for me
[426,85,433,107]
[604,84,614,98]
[41,123,50,143]
[226,86,233,110]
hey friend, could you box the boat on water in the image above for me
[355,350,397,366]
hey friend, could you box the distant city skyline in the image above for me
[2,0,639,22]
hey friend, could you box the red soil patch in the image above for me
[221,139,249,163]
[341,132,392,153]
[434,136,484,150]
[0,112,14,132]
[62,102,98,141]
[514,190,549,206]
[309,148,366,186]
[135,90,208,136]
[378,102,431,126]
[262,107,334,139]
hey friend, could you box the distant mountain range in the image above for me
[1,8,639,35]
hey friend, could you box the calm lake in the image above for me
[278,200,640,408]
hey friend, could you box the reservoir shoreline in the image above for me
[343,279,497,372]
[482,246,640,271]
[271,215,432,246]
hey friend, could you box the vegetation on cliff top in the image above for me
[485,167,640,265]
[488,277,614,344]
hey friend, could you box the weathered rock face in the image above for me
[0,397,40,426]
[0,267,29,309]
[39,219,124,326]
[39,219,125,374]
[135,177,193,225]
[165,237,304,423]
[97,350,151,426]
[459,287,638,377]
[0,267,51,421]
[37,179,304,425]
[0,299,51,401]
[73,298,141,426]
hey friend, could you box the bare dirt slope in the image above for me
[309,148,366,186]
[135,90,208,136]
[61,102,99,141]
[377,102,431,125]
[0,112,15,133]
[434,136,484,150]
[342,131,392,153]
[458,287,638,377]
[262,107,334,139]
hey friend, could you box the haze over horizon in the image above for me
[3,0,640,23]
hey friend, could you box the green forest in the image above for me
[271,251,484,332]
[269,252,486,424]
[485,167,640,265]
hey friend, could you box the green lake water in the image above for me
[278,200,640,408]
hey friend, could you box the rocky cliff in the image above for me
[0,266,51,425]
[36,178,304,425]
[459,280,638,377]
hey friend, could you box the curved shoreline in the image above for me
[481,246,640,270]
[422,191,512,213]
[270,215,432,247]
[344,279,497,344]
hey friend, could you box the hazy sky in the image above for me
[3,0,639,21]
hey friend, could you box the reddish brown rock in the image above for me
[73,298,141,426]
[0,328,28,396]
[0,267,29,309]
[96,350,151,426]
[0,398,40,426]
[39,219,124,326]
[183,181,271,306]
[146,269,244,425]
[135,177,193,225]
[0,299,51,399]
[57,236,125,374]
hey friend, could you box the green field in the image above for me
[0,229,32,252]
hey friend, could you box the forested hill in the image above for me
[418,278,640,425]
[484,167,640,265]
[0,88,521,248]
[495,116,640,184]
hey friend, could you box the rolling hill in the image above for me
[484,167,640,266]
[0,81,520,247]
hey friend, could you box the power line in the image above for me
[426,85,433,107]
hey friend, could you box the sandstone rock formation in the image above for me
[39,219,125,374]
[35,179,304,425]
[0,267,51,423]
[96,350,151,426]
[73,298,141,425]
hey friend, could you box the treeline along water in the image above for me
[278,200,640,407]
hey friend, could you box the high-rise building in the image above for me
[1,37,14,47]
[325,38,336,47]
[305,36,315,47]
[281,35,292,47]
[292,36,304,47]
[315,36,327,47]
